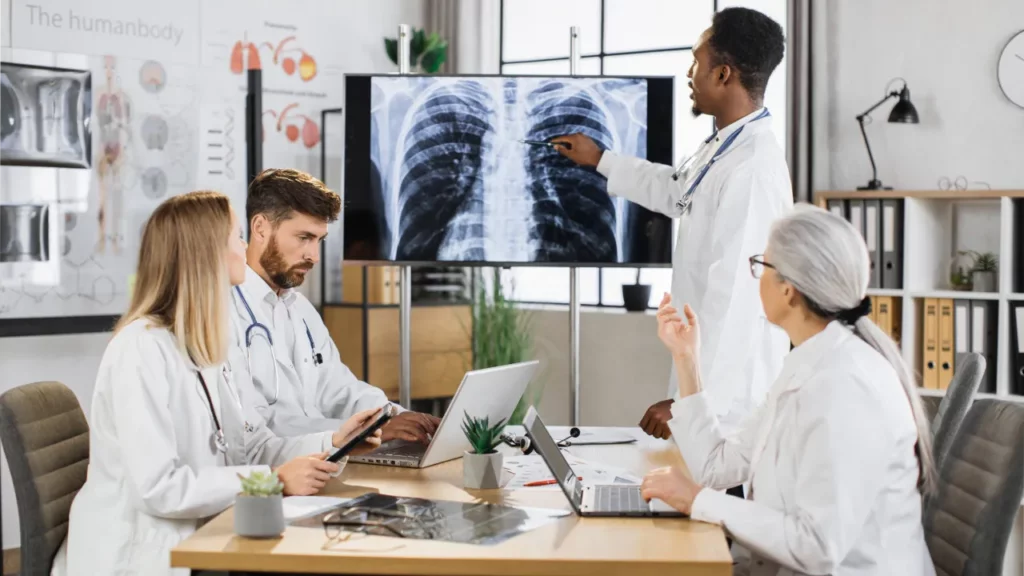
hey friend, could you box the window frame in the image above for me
[497,0,716,309]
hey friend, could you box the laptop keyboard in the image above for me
[373,442,425,458]
[596,485,648,513]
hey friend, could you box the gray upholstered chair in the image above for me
[923,399,1024,576]
[930,353,986,471]
[0,381,89,575]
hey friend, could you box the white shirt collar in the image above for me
[713,106,767,143]
[778,320,850,392]
[244,266,297,307]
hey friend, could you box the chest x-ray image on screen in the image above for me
[343,74,674,265]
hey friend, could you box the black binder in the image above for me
[865,200,882,289]
[1012,302,1024,396]
[1015,199,1024,293]
[881,199,904,289]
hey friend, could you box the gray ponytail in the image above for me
[768,204,937,495]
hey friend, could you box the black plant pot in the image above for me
[622,284,652,312]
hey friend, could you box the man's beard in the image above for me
[260,236,312,289]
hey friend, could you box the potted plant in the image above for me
[470,268,537,424]
[384,27,449,73]
[971,252,998,293]
[461,412,506,489]
[621,268,652,312]
[234,470,285,538]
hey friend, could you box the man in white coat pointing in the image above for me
[553,7,792,490]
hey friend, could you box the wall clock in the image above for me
[997,29,1024,109]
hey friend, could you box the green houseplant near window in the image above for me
[234,470,285,538]
[471,268,537,424]
[461,413,506,489]
[384,27,449,73]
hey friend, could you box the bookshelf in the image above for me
[815,190,1024,403]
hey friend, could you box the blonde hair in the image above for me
[116,191,233,367]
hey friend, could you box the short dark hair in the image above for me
[246,168,341,227]
[707,7,785,100]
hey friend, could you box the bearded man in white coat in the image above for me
[553,7,793,497]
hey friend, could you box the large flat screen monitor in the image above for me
[343,74,674,266]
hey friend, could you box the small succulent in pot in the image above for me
[234,470,286,538]
[461,413,507,489]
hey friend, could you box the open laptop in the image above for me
[350,360,540,468]
[523,406,684,518]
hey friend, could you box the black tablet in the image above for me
[326,404,395,463]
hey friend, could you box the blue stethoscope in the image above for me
[671,108,771,214]
[235,286,323,405]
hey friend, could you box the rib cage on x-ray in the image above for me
[370,76,648,263]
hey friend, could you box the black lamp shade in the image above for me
[888,86,919,123]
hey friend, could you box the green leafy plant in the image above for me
[237,470,284,497]
[461,412,506,455]
[384,28,449,73]
[973,252,998,273]
[470,268,538,424]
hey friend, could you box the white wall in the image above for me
[812,0,1024,191]
[0,0,427,550]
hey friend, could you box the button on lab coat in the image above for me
[50,319,341,576]
[229,267,394,437]
[596,108,792,432]
[671,322,935,576]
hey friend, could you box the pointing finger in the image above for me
[683,304,699,327]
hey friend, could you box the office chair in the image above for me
[923,399,1024,575]
[0,381,89,575]
[930,353,986,471]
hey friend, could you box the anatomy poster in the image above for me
[196,0,347,211]
[0,53,198,321]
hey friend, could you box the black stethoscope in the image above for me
[235,286,323,405]
[195,368,234,454]
[671,108,771,214]
[501,427,581,455]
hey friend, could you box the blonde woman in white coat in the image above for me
[51,191,383,576]
[640,204,937,576]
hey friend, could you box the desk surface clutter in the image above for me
[170,427,732,576]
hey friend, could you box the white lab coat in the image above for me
[670,321,935,576]
[50,318,341,576]
[596,107,792,433]
[229,267,394,437]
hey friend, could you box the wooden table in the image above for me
[171,427,732,575]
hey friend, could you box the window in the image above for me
[500,0,787,308]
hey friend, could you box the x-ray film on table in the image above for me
[293,492,569,545]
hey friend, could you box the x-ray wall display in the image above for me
[0,63,92,169]
[343,74,674,266]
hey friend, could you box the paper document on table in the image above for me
[282,496,350,522]
[502,454,641,490]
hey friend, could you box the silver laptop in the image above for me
[350,360,540,468]
[523,406,684,518]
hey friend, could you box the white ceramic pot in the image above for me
[463,450,503,489]
[972,270,996,293]
[234,493,285,538]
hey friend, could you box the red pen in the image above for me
[523,476,582,487]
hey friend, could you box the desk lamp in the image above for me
[855,79,919,190]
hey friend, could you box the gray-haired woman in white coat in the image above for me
[641,204,936,575]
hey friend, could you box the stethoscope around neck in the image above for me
[194,367,240,454]
[235,286,323,405]
[670,108,772,196]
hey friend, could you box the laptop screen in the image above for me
[523,407,583,511]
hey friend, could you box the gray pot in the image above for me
[971,270,996,293]
[234,493,285,538]
[463,451,503,489]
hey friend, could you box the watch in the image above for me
[997,29,1024,109]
